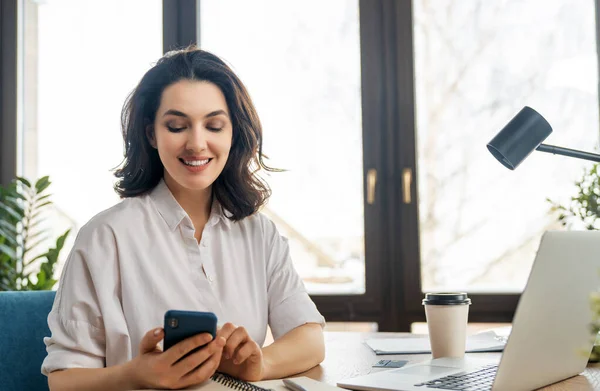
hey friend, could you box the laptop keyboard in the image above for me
[414,364,498,390]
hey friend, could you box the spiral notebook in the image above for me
[136,372,346,391]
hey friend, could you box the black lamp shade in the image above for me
[487,106,553,170]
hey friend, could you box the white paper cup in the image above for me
[422,293,471,358]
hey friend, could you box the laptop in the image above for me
[338,231,600,391]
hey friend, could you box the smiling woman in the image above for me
[42,47,326,391]
[148,81,234,205]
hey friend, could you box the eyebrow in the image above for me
[162,109,229,119]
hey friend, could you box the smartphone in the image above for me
[163,310,218,354]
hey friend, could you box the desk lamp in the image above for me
[487,106,600,168]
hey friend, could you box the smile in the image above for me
[179,157,213,173]
[179,158,211,167]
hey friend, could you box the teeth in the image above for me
[182,159,209,166]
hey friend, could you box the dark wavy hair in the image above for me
[114,47,276,221]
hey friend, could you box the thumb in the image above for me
[139,327,164,355]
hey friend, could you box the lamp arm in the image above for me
[535,143,600,163]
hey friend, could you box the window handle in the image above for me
[367,169,377,205]
[403,168,412,204]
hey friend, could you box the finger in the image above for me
[216,322,236,340]
[224,327,249,360]
[164,332,214,364]
[173,336,225,378]
[179,345,224,388]
[233,339,260,365]
[139,327,164,354]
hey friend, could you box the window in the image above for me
[413,0,600,293]
[19,0,163,271]
[200,0,366,295]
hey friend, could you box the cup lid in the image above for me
[422,292,471,305]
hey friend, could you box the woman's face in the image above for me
[149,80,233,195]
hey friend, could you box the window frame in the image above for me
[0,0,18,187]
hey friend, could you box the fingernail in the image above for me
[233,359,239,364]
[154,328,161,336]
[224,354,230,359]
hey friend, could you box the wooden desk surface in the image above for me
[299,332,600,390]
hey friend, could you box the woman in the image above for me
[43,47,326,391]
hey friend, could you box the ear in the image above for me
[146,125,157,148]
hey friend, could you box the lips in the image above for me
[179,158,211,167]
[179,157,213,173]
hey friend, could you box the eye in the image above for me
[206,121,225,132]
[167,125,186,133]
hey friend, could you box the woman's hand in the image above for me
[126,327,226,390]
[217,323,267,381]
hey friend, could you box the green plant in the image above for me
[547,163,600,230]
[0,176,70,290]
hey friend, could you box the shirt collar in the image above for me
[149,179,233,231]
[207,196,233,229]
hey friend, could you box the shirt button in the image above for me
[208,275,214,283]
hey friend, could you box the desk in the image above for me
[298,332,600,390]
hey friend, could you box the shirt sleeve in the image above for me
[264,217,326,340]
[41,222,118,375]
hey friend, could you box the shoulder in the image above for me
[231,212,289,259]
[234,211,279,236]
[75,194,152,241]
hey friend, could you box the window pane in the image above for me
[414,0,599,292]
[19,0,162,273]
[200,0,365,294]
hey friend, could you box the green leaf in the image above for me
[35,176,51,194]
[16,177,31,188]
[56,229,70,249]
[0,202,23,221]
[0,243,16,259]
[36,270,46,286]
[0,231,17,246]
[0,218,16,231]
[34,193,52,203]
[0,200,25,223]
[35,201,52,210]
[36,276,57,291]
[6,192,26,202]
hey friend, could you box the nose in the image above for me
[185,126,208,152]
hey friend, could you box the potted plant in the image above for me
[0,176,70,291]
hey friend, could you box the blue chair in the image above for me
[0,290,55,391]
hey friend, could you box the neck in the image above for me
[163,176,212,227]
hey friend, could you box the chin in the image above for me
[166,172,213,191]
[181,178,215,192]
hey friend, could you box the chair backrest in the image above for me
[0,290,56,391]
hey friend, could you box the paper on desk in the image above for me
[366,331,507,355]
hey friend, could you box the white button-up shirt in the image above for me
[42,179,325,375]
